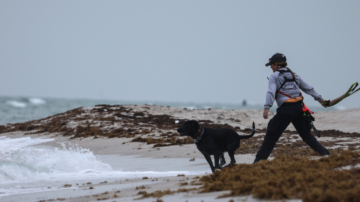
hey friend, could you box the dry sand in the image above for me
[1,105,359,202]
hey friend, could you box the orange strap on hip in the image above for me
[284,96,303,103]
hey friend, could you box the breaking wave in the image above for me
[6,100,27,108]
[0,139,112,182]
[29,98,46,105]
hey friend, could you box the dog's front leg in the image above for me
[203,154,215,173]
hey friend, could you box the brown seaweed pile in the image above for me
[136,188,197,199]
[200,150,360,202]
[0,105,256,147]
[136,190,174,199]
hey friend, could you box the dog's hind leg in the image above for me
[214,153,223,170]
[219,153,226,167]
[228,150,236,165]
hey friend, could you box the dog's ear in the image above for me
[191,120,199,126]
[190,120,200,132]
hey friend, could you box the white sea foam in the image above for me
[0,142,111,182]
[6,100,26,108]
[29,98,46,105]
[0,136,53,153]
[0,137,203,198]
[0,137,113,197]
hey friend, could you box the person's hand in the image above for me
[321,100,328,108]
[263,109,269,119]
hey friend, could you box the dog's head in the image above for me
[177,120,200,138]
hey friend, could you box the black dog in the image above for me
[177,120,255,173]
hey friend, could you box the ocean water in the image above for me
[0,136,207,198]
[0,96,342,125]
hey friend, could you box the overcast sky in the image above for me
[1,1,359,108]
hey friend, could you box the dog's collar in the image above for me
[193,126,205,143]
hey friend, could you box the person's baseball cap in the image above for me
[265,53,286,66]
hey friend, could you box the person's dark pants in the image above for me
[254,102,329,163]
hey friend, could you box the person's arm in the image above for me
[298,75,327,107]
[264,75,277,118]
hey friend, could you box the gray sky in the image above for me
[1,1,360,108]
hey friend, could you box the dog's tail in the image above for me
[238,122,256,139]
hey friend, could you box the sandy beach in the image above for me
[1,105,360,202]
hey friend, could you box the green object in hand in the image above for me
[324,82,360,107]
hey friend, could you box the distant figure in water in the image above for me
[242,99,247,106]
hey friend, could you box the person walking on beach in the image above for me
[253,53,330,163]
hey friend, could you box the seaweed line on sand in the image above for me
[200,150,360,202]
[133,151,360,202]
